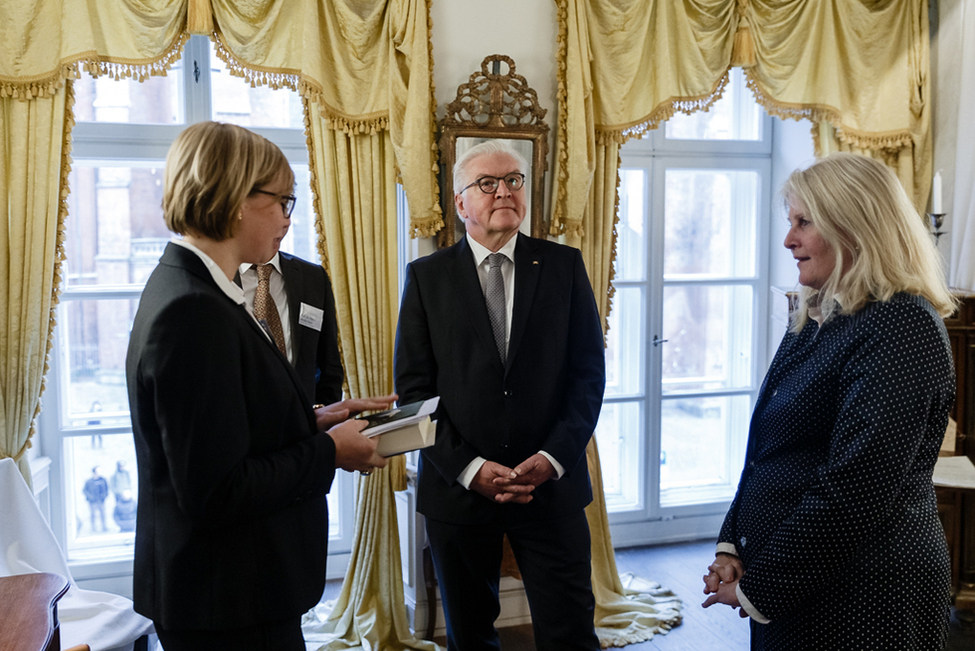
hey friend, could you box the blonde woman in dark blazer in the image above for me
[126,121,387,651]
[703,153,956,650]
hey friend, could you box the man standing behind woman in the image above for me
[126,121,388,651]
[703,153,956,650]
[395,140,606,650]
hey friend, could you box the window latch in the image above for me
[652,335,669,347]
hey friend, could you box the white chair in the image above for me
[0,458,154,651]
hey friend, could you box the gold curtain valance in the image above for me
[0,0,442,235]
[554,0,932,234]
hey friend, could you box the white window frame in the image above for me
[604,83,775,547]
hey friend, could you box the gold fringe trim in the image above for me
[551,0,571,236]
[23,79,76,454]
[0,33,188,100]
[596,72,730,145]
[409,0,444,241]
[744,72,914,151]
[187,0,214,35]
[602,149,622,347]
[211,31,392,136]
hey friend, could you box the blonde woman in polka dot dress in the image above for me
[702,153,957,650]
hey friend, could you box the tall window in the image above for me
[38,36,357,576]
[596,69,774,545]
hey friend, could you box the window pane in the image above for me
[665,69,760,141]
[593,401,643,512]
[661,285,753,393]
[279,166,320,264]
[605,286,643,397]
[659,395,749,506]
[58,299,140,428]
[63,434,138,560]
[664,169,757,278]
[616,168,647,281]
[74,66,183,124]
[65,165,170,287]
[211,43,304,129]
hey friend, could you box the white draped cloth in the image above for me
[0,457,153,651]
[950,0,975,290]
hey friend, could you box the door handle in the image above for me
[652,335,669,347]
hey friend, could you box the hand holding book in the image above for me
[356,397,440,457]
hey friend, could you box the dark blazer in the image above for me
[394,234,605,524]
[278,252,344,405]
[719,294,953,648]
[126,243,337,631]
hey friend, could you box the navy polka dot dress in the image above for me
[719,293,953,650]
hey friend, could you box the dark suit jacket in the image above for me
[126,243,337,630]
[718,294,952,646]
[278,252,344,405]
[394,234,605,524]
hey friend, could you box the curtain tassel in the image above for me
[187,0,214,35]
[731,24,756,68]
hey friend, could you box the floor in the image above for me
[428,540,975,651]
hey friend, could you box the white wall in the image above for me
[932,0,963,263]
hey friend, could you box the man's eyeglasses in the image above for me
[461,173,525,195]
[253,189,297,217]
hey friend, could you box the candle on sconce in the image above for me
[932,170,943,214]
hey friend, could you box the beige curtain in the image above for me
[206,0,441,236]
[744,0,932,212]
[0,85,73,487]
[301,119,436,651]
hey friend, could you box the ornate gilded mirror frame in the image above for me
[438,54,549,248]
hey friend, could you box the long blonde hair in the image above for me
[783,153,955,331]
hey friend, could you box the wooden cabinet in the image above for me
[941,292,975,622]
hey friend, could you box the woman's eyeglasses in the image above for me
[461,173,525,194]
[253,189,297,217]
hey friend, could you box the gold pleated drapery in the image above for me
[2,1,441,647]
[0,86,73,488]
[300,121,437,651]
[554,0,933,647]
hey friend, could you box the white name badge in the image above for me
[298,303,324,331]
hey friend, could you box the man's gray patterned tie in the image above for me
[486,252,507,361]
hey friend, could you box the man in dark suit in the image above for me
[394,141,606,650]
[238,251,344,405]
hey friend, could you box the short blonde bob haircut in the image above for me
[163,121,294,241]
[784,152,956,332]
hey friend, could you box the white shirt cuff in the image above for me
[539,451,564,479]
[457,456,487,489]
[716,542,739,557]
[736,584,770,624]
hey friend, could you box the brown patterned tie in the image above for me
[253,264,287,355]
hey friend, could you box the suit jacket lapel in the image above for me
[164,245,314,429]
[506,234,539,373]
[453,238,506,373]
